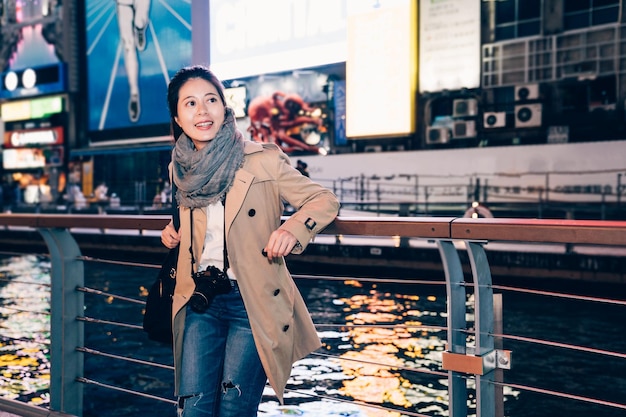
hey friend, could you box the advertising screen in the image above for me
[418,0,481,92]
[84,0,192,140]
[209,0,348,81]
[346,0,417,139]
[2,148,46,169]
[0,1,65,99]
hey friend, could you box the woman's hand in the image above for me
[263,229,298,261]
[161,222,181,249]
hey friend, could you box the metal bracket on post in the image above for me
[496,349,512,370]
[442,349,512,374]
[438,239,512,417]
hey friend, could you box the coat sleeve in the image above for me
[269,146,340,252]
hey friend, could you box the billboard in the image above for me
[84,0,192,140]
[0,0,65,98]
[209,0,348,81]
[346,0,417,139]
[418,0,481,92]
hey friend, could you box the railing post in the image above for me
[39,228,84,417]
[466,241,495,417]
[493,293,504,417]
[437,240,468,417]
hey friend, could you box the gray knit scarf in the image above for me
[172,107,245,208]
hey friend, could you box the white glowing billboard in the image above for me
[419,0,481,92]
[346,0,417,139]
[208,0,348,80]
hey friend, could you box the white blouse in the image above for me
[198,202,237,279]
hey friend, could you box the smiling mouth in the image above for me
[196,121,213,128]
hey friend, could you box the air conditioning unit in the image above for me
[452,120,477,138]
[515,103,542,128]
[426,126,450,144]
[515,84,539,101]
[363,145,383,153]
[452,98,478,118]
[483,111,506,128]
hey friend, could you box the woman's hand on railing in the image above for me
[161,222,181,249]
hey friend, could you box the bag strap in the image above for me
[171,181,180,231]
[222,197,229,271]
[190,209,195,273]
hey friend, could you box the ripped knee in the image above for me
[221,380,242,397]
[177,394,202,416]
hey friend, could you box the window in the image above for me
[564,0,620,30]
[494,0,542,41]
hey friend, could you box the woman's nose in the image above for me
[196,102,208,114]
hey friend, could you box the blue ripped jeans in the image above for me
[178,281,267,417]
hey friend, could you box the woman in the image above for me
[160,65,340,417]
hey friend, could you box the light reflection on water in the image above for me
[277,280,453,416]
[1,255,625,417]
[0,255,51,406]
[1,255,456,416]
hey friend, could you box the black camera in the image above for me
[189,266,233,313]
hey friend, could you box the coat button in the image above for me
[273,289,280,296]
[282,324,289,332]
[248,209,256,216]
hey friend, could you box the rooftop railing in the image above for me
[0,213,625,417]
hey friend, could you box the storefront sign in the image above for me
[0,95,64,122]
[0,64,66,99]
[4,127,64,148]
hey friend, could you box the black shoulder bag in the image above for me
[143,183,179,345]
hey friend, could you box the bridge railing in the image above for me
[0,213,625,417]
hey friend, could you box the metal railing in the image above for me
[0,213,625,416]
[7,168,626,220]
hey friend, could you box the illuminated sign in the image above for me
[0,101,31,122]
[4,127,65,148]
[0,63,67,99]
[2,147,64,170]
[418,0,481,92]
[346,0,417,139]
[31,96,64,119]
[85,0,191,136]
[224,86,247,118]
[0,96,64,122]
[2,148,45,169]
[209,0,348,80]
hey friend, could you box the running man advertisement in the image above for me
[84,0,191,140]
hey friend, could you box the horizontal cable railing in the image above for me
[0,213,625,417]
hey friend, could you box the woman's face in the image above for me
[175,77,225,150]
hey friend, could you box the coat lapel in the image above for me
[224,140,263,236]
[225,169,254,237]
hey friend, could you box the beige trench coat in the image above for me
[171,141,340,403]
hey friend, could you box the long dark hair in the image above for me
[167,65,226,141]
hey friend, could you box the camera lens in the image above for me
[189,292,209,313]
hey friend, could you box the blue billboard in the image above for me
[85,0,192,139]
[0,0,65,99]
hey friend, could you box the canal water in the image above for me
[1,253,625,417]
